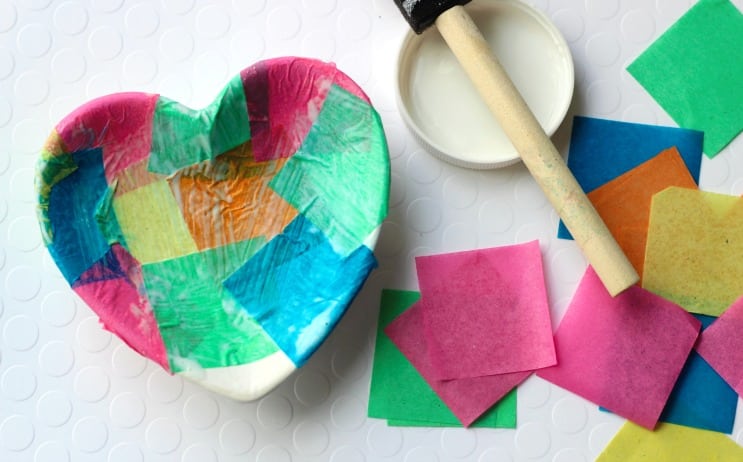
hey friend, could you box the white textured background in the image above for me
[2,0,743,461]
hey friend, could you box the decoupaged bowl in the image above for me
[36,57,390,400]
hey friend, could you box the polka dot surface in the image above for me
[551,396,589,434]
[76,316,112,353]
[589,422,623,455]
[53,1,89,35]
[585,0,620,19]
[109,392,146,428]
[219,418,255,455]
[257,394,293,430]
[519,377,552,409]
[182,393,220,429]
[554,447,589,462]
[266,6,301,40]
[72,416,108,453]
[9,167,36,202]
[443,174,479,209]
[375,220,404,257]
[40,291,77,327]
[551,9,584,43]
[85,71,121,98]
[294,369,331,406]
[331,445,367,462]
[146,369,183,403]
[196,5,231,39]
[121,50,158,86]
[621,8,656,43]
[229,28,264,64]
[0,415,35,452]
[406,150,443,184]
[36,391,73,427]
[293,419,330,456]
[0,3,17,32]
[34,441,70,462]
[91,0,123,13]
[0,53,16,87]
[124,3,159,38]
[88,26,123,60]
[440,429,478,459]
[158,27,194,62]
[331,345,367,382]
[38,341,75,377]
[8,215,42,252]
[2,365,37,401]
[162,0,194,15]
[0,98,11,127]
[110,343,148,378]
[479,199,515,234]
[585,80,622,115]
[300,29,336,61]
[514,175,549,210]
[17,23,52,58]
[182,444,218,462]
[51,49,87,83]
[336,7,373,42]
[515,422,552,459]
[366,422,403,457]
[479,447,514,462]
[5,268,41,304]
[256,445,292,462]
[406,446,440,462]
[73,366,110,402]
[107,443,144,462]
[15,71,50,106]
[49,91,77,120]
[442,222,479,250]
[145,418,181,454]
[4,314,39,350]
[5,0,743,460]
[0,199,7,223]
[585,33,621,68]
[406,198,442,234]
[330,395,366,431]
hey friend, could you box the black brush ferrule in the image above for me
[394,0,473,34]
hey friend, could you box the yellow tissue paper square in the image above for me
[113,180,198,264]
[597,421,743,461]
[643,186,743,316]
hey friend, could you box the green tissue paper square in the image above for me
[367,289,516,429]
[628,0,743,157]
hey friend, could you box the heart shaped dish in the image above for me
[36,57,390,400]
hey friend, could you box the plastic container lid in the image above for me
[396,0,574,169]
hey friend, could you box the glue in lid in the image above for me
[395,0,574,169]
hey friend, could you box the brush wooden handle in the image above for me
[436,6,638,296]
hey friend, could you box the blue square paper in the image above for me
[224,215,377,366]
[558,116,704,239]
[659,314,737,434]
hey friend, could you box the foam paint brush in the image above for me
[393,0,638,296]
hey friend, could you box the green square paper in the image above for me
[627,0,743,157]
[142,238,278,372]
[268,84,389,256]
[367,289,516,428]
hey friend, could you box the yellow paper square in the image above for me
[113,180,197,264]
[643,186,743,316]
[597,421,743,461]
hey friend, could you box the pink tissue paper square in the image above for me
[385,299,529,427]
[537,267,701,429]
[696,295,743,396]
[414,240,556,380]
